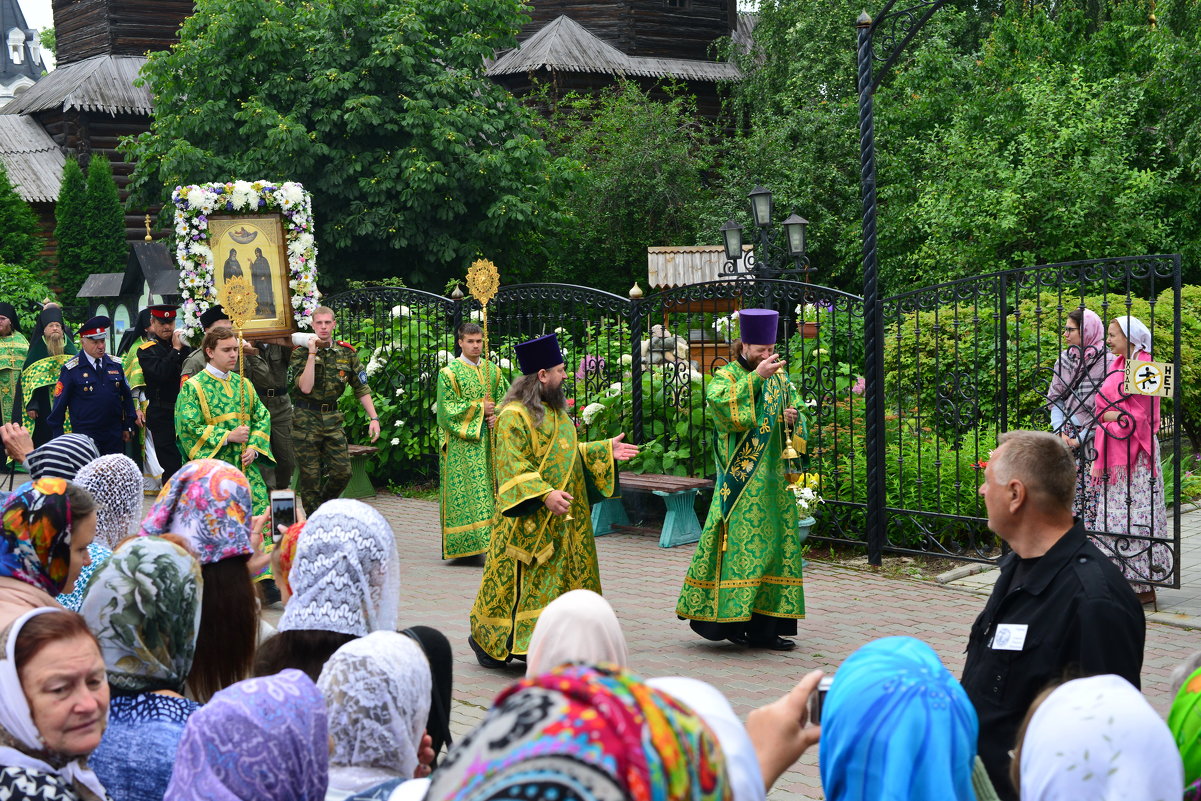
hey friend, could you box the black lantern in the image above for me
[748,185,773,228]
[782,213,808,257]
[720,218,744,261]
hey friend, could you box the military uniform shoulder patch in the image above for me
[64,356,79,370]
[138,340,157,351]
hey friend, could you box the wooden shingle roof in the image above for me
[2,55,153,117]
[488,15,741,82]
[0,115,63,202]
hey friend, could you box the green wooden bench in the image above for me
[291,443,378,500]
[592,472,714,548]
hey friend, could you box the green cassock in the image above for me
[0,331,28,423]
[469,403,616,661]
[436,357,506,559]
[676,361,806,624]
[175,369,274,515]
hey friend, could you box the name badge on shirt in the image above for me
[990,623,1028,651]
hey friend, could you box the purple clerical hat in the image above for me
[515,333,564,375]
[739,309,778,346]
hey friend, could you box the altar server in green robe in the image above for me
[469,332,639,668]
[175,324,274,514]
[0,303,28,426]
[437,322,505,559]
[676,308,806,651]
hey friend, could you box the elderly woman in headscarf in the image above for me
[425,663,730,801]
[318,632,432,799]
[1015,674,1182,800]
[165,669,329,801]
[0,608,112,801]
[138,459,264,701]
[55,454,145,612]
[525,588,629,677]
[1091,314,1170,602]
[0,478,97,627]
[819,636,980,801]
[1045,307,1111,526]
[81,536,203,801]
[255,499,400,682]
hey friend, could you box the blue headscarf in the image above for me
[819,636,978,801]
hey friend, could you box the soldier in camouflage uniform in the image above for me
[182,305,295,489]
[289,305,380,513]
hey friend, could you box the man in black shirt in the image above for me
[962,430,1145,800]
[136,304,192,482]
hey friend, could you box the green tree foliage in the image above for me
[38,28,54,55]
[0,262,54,331]
[0,163,42,270]
[536,82,715,294]
[82,156,127,290]
[123,0,570,290]
[53,158,88,303]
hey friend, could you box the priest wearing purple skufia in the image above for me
[468,333,638,668]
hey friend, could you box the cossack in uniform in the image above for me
[137,305,192,481]
[46,316,136,456]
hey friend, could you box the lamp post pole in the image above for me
[856,0,949,567]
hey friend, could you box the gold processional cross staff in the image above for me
[217,276,259,470]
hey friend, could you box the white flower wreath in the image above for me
[171,180,320,338]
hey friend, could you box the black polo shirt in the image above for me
[961,521,1145,801]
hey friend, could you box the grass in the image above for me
[387,479,439,502]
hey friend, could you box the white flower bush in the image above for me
[171,180,320,337]
[580,402,606,425]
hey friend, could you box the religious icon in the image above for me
[208,214,295,338]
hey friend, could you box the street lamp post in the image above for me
[718,186,810,280]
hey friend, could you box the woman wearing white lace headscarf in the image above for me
[73,455,144,548]
[255,499,400,681]
[1016,674,1182,801]
[318,631,432,799]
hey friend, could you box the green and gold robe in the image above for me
[676,362,805,624]
[21,348,75,436]
[176,368,274,514]
[469,403,616,661]
[437,357,505,559]
[0,331,28,423]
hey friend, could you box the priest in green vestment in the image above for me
[175,325,274,514]
[469,332,639,667]
[676,308,806,651]
[0,303,28,426]
[118,308,159,492]
[18,304,76,445]
[437,322,506,559]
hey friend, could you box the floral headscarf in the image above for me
[74,455,144,548]
[819,636,978,801]
[319,632,432,792]
[1047,308,1112,422]
[425,663,730,801]
[138,459,252,565]
[0,478,77,595]
[165,669,329,801]
[1170,666,1201,787]
[79,536,203,695]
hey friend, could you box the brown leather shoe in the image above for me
[1137,588,1157,606]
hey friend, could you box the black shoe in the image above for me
[728,634,750,646]
[259,578,281,607]
[468,636,508,669]
[749,636,797,651]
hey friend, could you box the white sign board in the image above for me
[1124,359,1176,398]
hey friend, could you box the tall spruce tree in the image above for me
[54,157,88,302]
[0,162,43,269]
[82,155,127,285]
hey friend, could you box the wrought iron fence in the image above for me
[326,253,1183,586]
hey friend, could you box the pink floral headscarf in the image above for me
[138,459,253,564]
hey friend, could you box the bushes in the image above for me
[0,262,54,331]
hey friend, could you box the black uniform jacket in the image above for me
[961,521,1145,800]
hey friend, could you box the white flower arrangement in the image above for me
[790,482,823,520]
[171,180,319,338]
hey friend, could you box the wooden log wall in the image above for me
[53,0,193,65]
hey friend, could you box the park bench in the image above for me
[592,472,714,548]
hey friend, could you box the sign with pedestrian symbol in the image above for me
[1124,359,1175,397]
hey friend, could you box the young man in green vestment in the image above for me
[437,322,506,559]
[175,325,274,514]
[676,308,806,651]
[0,303,28,428]
[18,304,77,446]
[468,332,639,668]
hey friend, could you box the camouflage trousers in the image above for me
[256,404,295,491]
[293,407,351,515]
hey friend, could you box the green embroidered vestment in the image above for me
[436,358,505,559]
[175,370,274,514]
[0,331,27,423]
[469,403,616,661]
[676,361,805,623]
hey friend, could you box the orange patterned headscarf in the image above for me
[0,478,76,594]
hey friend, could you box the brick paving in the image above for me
[326,492,1201,801]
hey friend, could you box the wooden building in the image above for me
[488,4,743,122]
[77,239,180,348]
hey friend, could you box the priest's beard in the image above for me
[502,374,568,428]
[44,333,64,357]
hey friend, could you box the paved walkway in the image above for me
[328,492,1201,801]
